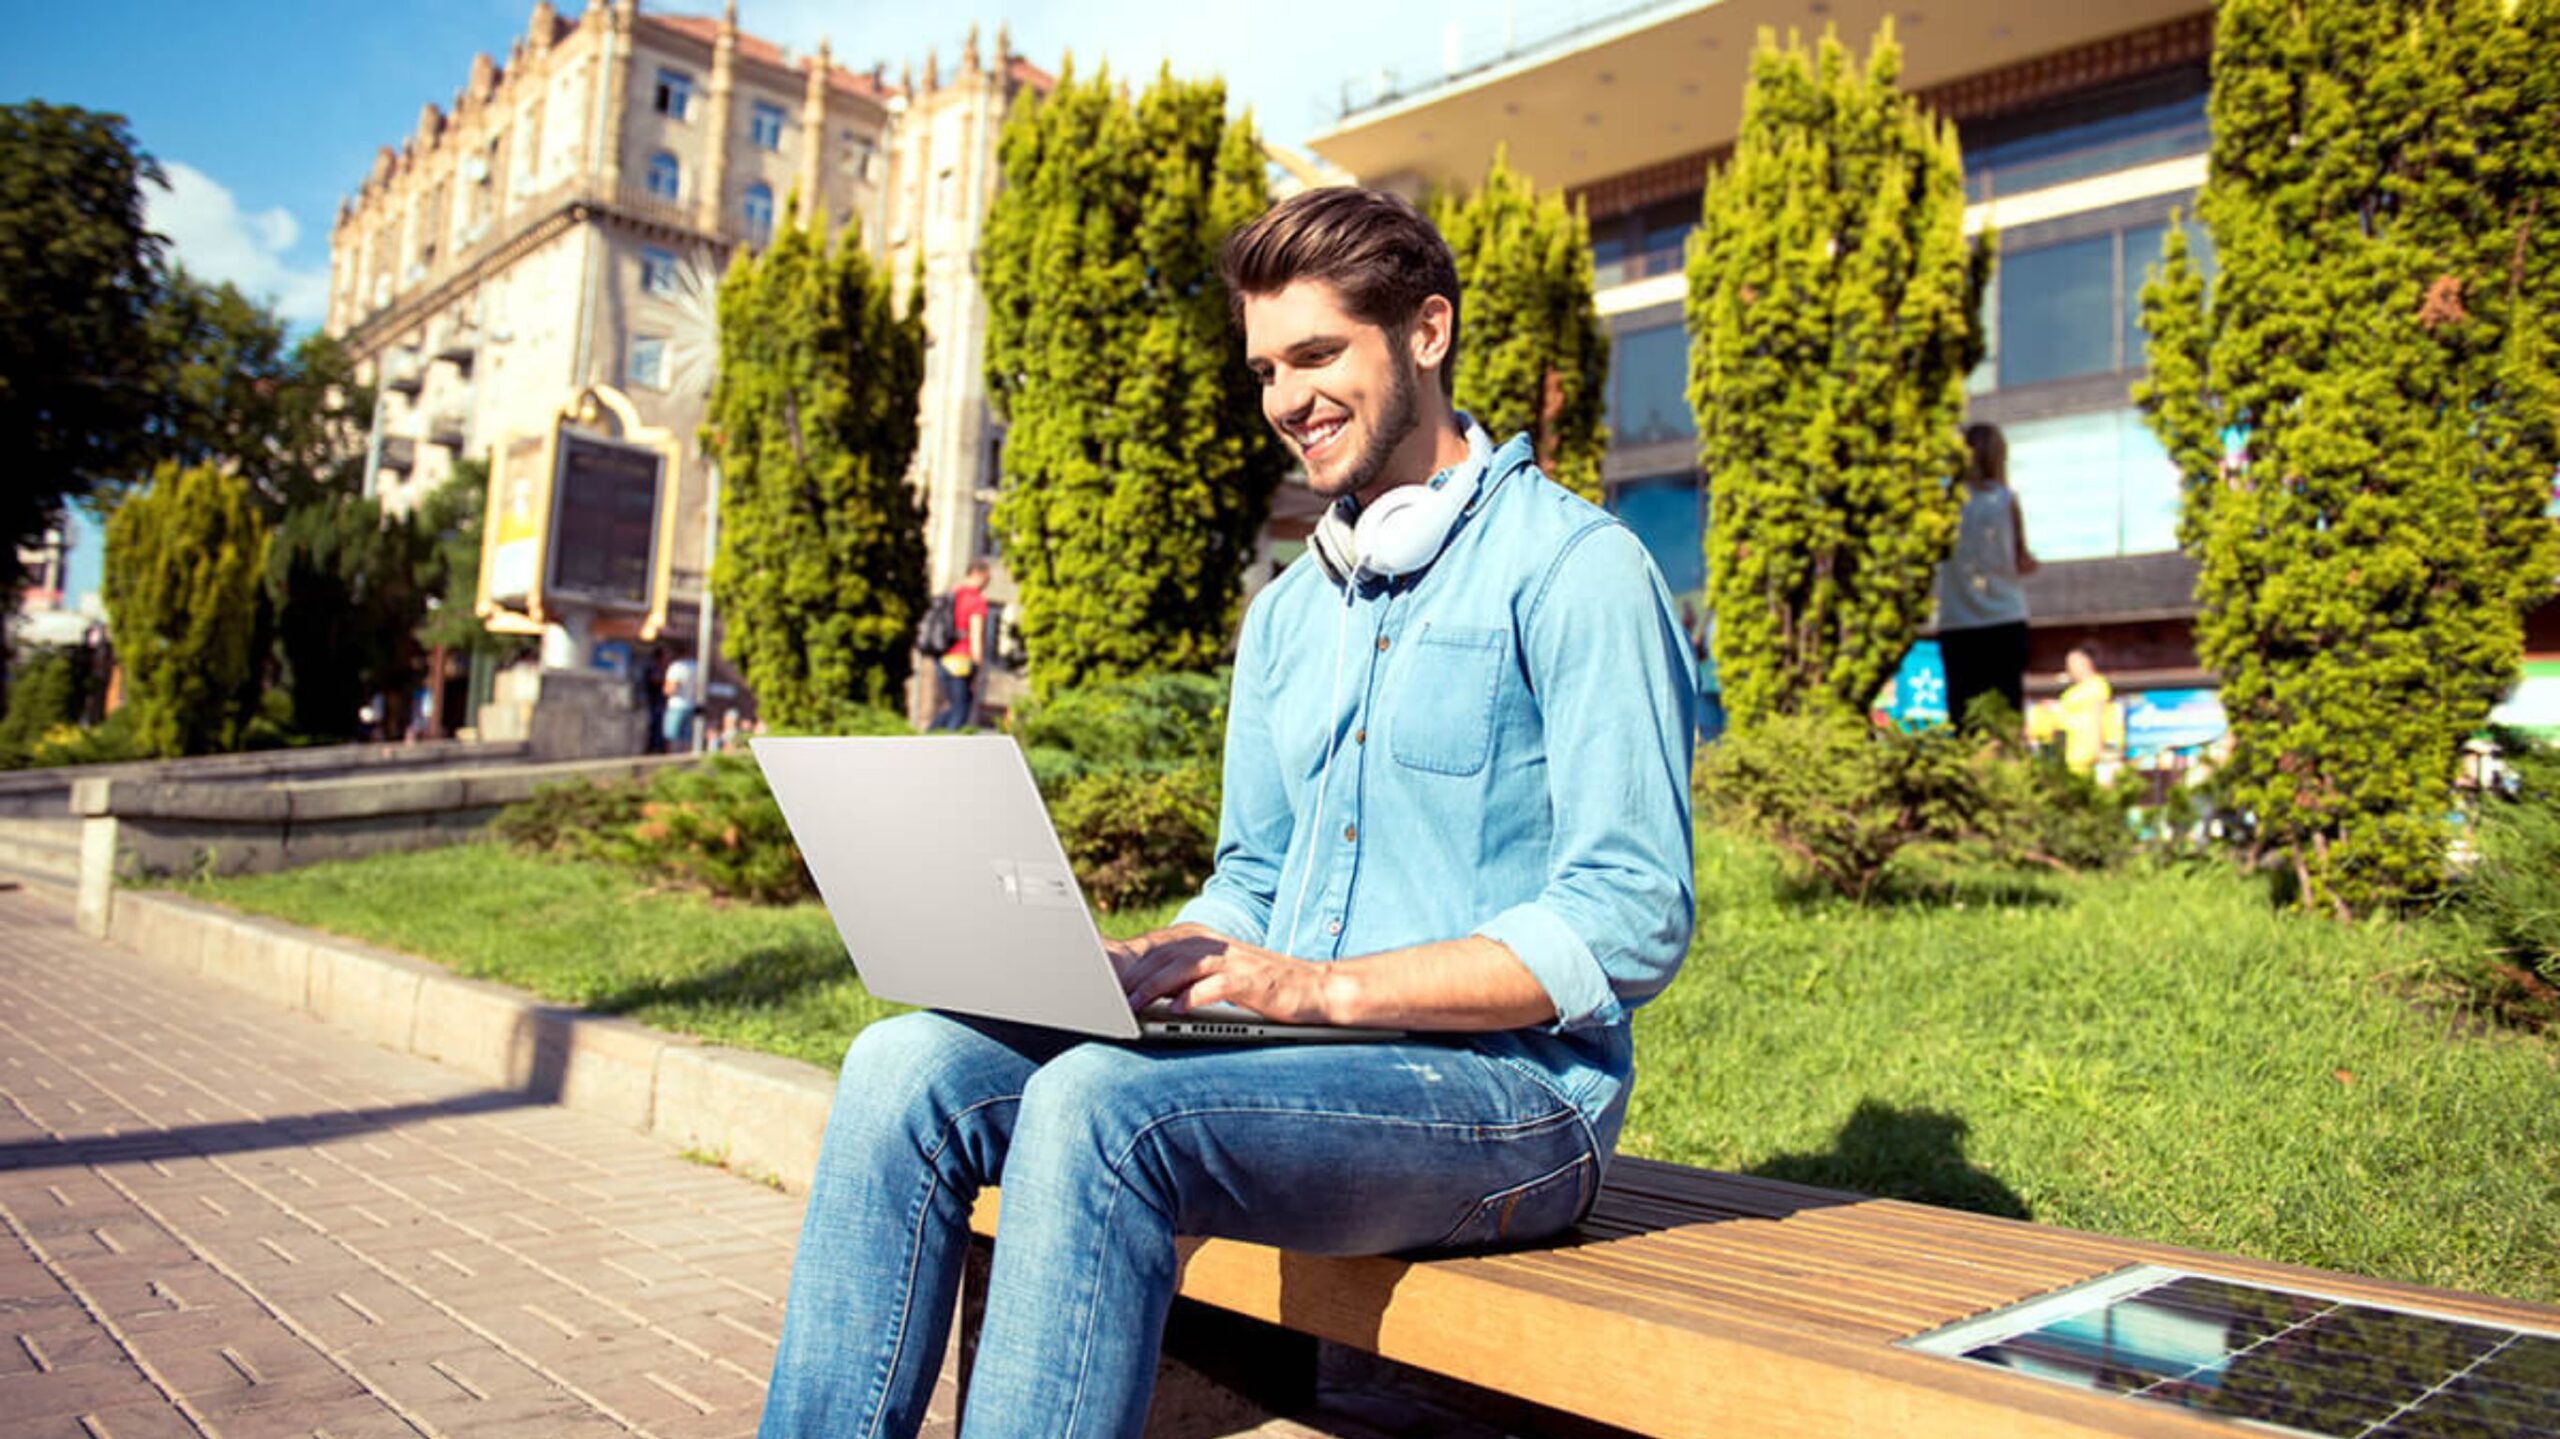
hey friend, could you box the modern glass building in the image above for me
[1307,0,2558,699]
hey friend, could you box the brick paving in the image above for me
[0,884,854,1439]
[0,885,1557,1439]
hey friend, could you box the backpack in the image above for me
[914,592,959,658]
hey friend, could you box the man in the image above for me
[931,559,991,732]
[663,650,699,752]
[759,187,1695,1437]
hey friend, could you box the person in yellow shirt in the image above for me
[2055,646,2121,778]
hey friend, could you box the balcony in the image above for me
[433,331,477,369]
[376,436,416,473]
[424,406,469,451]
[380,354,425,395]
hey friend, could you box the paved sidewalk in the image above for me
[0,885,908,1439]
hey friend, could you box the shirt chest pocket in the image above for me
[1388,624,1508,777]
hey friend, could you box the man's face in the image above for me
[1240,279,1424,501]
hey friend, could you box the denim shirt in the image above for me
[1173,433,1697,1157]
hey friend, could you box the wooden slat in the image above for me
[964,1162,2560,1438]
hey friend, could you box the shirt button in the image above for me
[1342,823,1358,842]
[1326,919,1342,936]
[1375,635,1390,652]
[1353,728,1366,744]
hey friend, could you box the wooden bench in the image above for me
[967,1157,2560,1437]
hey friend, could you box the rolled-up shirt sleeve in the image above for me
[1473,523,1696,1032]
[1173,591,1292,946]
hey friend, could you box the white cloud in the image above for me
[146,161,332,327]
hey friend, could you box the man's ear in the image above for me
[1406,293,1456,378]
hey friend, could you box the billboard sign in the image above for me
[545,431,663,610]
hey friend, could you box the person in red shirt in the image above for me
[929,560,990,731]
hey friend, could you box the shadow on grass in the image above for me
[1745,1099,2031,1220]
[583,938,851,1018]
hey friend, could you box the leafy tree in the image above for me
[980,64,1282,698]
[264,494,429,741]
[1433,147,1609,502]
[0,103,165,602]
[0,649,89,768]
[1685,22,1991,727]
[103,462,269,757]
[415,458,521,659]
[138,271,371,517]
[2137,0,2560,916]
[705,209,928,731]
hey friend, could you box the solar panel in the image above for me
[1901,1264,2560,1438]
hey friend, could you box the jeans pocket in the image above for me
[1388,623,1506,777]
[1431,1151,1596,1253]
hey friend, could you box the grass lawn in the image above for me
[176,833,2560,1305]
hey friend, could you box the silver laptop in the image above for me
[750,735,1398,1042]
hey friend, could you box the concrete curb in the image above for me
[97,887,839,1193]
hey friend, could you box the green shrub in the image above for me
[603,756,813,906]
[1009,670,1228,800]
[2461,731,2560,989]
[1698,711,1991,901]
[1701,711,2134,900]
[18,705,147,769]
[490,776,649,854]
[1052,759,1221,912]
[0,648,85,767]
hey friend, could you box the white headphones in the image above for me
[1308,419,1493,589]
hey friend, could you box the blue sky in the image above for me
[0,0,1503,329]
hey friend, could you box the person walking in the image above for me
[662,652,698,752]
[1934,422,2039,729]
[929,560,990,732]
[757,186,1697,1438]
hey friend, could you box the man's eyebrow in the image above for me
[1249,332,1352,367]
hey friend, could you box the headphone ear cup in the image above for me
[1355,482,1463,579]
[1310,503,1360,588]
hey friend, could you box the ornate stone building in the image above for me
[327,1,1046,690]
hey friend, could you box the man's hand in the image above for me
[1105,923,1336,1025]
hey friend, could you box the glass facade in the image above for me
[1607,324,1694,447]
[1588,63,2217,578]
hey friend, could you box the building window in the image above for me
[627,336,667,391]
[646,151,681,202]
[1608,323,1696,447]
[640,245,677,295]
[750,101,787,151]
[1608,474,1707,602]
[742,183,775,247]
[1999,234,2117,387]
[654,68,693,120]
[2004,406,2182,562]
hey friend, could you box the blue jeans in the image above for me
[758,1011,1600,1438]
[931,665,975,732]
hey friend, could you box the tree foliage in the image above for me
[706,210,928,731]
[1433,148,1609,502]
[264,494,429,741]
[415,458,522,659]
[1686,22,1991,727]
[0,102,165,601]
[980,64,1282,699]
[2136,0,2560,916]
[140,271,371,517]
[103,463,269,757]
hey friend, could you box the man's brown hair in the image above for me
[1219,186,1462,400]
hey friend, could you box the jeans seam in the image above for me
[870,1091,1018,1439]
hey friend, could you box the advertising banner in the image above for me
[2123,687,2227,757]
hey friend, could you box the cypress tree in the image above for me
[265,494,428,741]
[2137,0,2560,916]
[102,461,268,757]
[980,64,1281,699]
[1686,22,1991,726]
[706,209,928,731]
[1434,148,1610,502]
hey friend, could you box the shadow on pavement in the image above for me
[0,1089,554,1171]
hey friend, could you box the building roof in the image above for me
[641,12,892,101]
[1307,0,2212,199]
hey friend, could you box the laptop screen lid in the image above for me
[750,735,1143,1040]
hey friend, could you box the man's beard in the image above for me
[1325,347,1421,500]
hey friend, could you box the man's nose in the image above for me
[1266,370,1312,427]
